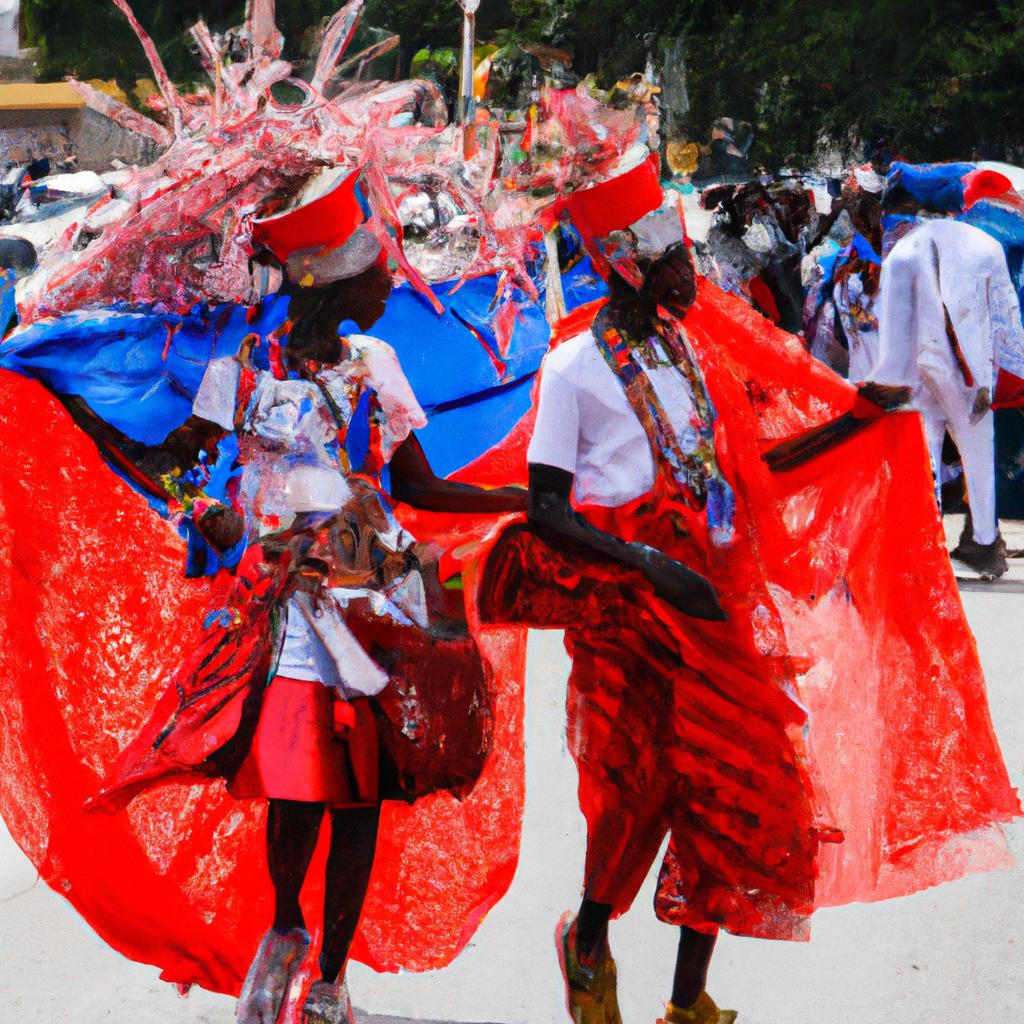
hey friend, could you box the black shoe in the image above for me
[951,532,1009,578]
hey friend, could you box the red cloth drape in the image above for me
[478,280,1020,930]
[0,369,526,994]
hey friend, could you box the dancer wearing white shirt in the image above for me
[872,216,1023,576]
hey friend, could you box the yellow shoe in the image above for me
[659,991,738,1024]
[555,911,623,1024]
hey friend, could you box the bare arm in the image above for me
[57,395,244,550]
[389,433,528,514]
[527,462,725,621]
[58,396,226,486]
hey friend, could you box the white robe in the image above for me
[871,219,1024,545]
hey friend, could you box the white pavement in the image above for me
[2,517,1022,1024]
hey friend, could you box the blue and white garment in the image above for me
[193,334,429,698]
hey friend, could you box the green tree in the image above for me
[20,0,1024,165]
[22,1,343,86]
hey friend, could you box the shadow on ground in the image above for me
[363,1017,499,1024]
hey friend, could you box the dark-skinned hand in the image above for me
[856,381,912,411]
[638,546,727,621]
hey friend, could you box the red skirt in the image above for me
[229,676,379,807]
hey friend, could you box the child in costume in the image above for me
[81,227,526,1024]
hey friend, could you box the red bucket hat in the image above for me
[252,165,381,283]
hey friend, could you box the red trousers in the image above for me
[564,489,822,940]
[229,676,379,807]
[477,488,824,940]
[565,619,820,939]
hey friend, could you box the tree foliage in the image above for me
[22,2,344,84]
[21,0,1024,166]
[495,0,1024,165]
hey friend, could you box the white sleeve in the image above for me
[347,335,428,459]
[871,243,926,387]
[192,356,241,430]
[527,356,581,474]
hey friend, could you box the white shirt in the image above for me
[193,335,427,525]
[872,218,1024,396]
[277,604,344,686]
[527,331,656,507]
[191,335,427,696]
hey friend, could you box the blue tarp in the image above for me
[0,296,292,444]
[0,255,606,479]
[0,270,15,334]
[0,243,607,575]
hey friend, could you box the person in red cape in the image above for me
[478,240,1021,1024]
[67,229,527,1024]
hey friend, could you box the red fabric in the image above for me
[479,281,1020,936]
[334,699,358,731]
[748,274,782,324]
[678,293,1019,907]
[575,482,823,939]
[541,153,663,238]
[345,607,495,800]
[228,679,378,807]
[0,369,526,993]
[86,541,291,812]
[993,367,1024,409]
[479,492,823,940]
[962,168,1015,210]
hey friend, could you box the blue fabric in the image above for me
[0,295,292,444]
[0,261,604,475]
[887,161,975,214]
[561,252,607,310]
[180,434,248,576]
[849,232,880,265]
[0,261,607,571]
[961,200,1024,328]
[0,257,602,432]
[0,270,15,335]
[346,387,372,472]
[816,246,842,289]
[372,276,547,410]
[960,200,1024,251]
[414,373,537,479]
[881,213,918,234]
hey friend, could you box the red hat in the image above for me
[542,152,663,241]
[252,165,366,263]
[962,167,1022,210]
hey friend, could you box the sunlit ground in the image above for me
[2,517,1022,1024]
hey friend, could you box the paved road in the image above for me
[2,515,1022,1024]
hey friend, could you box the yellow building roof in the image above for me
[0,83,86,111]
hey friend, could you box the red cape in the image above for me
[688,287,1019,904]
[0,278,1018,992]
[0,368,526,994]
[478,281,1020,918]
